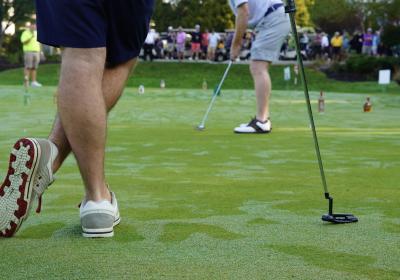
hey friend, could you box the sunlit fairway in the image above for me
[0,83,399,279]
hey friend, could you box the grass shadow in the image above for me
[114,224,145,243]
[160,222,245,242]
[19,222,65,239]
[267,244,400,279]
[247,218,280,226]
[52,224,82,239]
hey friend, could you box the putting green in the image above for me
[0,86,399,279]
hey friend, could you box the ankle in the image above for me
[256,116,269,123]
[86,185,111,202]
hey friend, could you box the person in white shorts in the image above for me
[229,0,290,133]
[20,23,43,88]
[208,29,221,61]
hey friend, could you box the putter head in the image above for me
[322,213,358,224]
[196,125,205,131]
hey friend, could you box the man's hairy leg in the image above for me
[57,48,108,201]
[49,58,137,174]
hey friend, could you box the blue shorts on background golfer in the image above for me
[35,0,154,66]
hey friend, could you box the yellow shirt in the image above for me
[331,36,343,48]
[21,30,41,52]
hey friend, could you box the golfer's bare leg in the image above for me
[24,69,29,87]
[50,58,137,173]
[250,60,271,122]
[31,69,37,82]
[57,48,108,202]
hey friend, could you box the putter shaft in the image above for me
[198,61,233,128]
[287,5,329,195]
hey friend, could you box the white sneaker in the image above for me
[31,81,42,87]
[80,191,120,238]
[234,118,272,134]
[0,138,58,237]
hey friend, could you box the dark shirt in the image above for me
[167,32,175,44]
[350,34,363,52]
[191,32,201,44]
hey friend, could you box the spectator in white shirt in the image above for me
[143,29,158,61]
[207,30,220,61]
[321,32,330,59]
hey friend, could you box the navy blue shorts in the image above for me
[35,0,154,66]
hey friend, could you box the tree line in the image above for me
[152,0,315,31]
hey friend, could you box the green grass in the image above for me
[0,82,399,279]
[1,61,399,94]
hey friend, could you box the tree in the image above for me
[327,0,400,32]
[380,0,400,50]
[153,0,234,32]
[382,24,400,48]
[310,0,361,34]
[295,0,313,27]
[155,0,315,30]
[0,0,35,47]
[344,0,400,49]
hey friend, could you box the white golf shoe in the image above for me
[31,81,43,87]
[234,118,272,134]
[80,191,121,238]
[0,138,58,237]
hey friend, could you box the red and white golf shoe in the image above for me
[0,138,58,237]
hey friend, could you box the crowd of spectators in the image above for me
[142,24,396,62]
[141,24,251,62]
[295,27,391,62]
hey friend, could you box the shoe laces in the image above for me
[36,194,43,213]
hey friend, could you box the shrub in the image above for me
[382,25,400,49]
[328,55,400,82]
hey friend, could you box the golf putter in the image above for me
[197,60,233,131]
[285,0,358,224]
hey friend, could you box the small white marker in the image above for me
[138,85,145,94]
